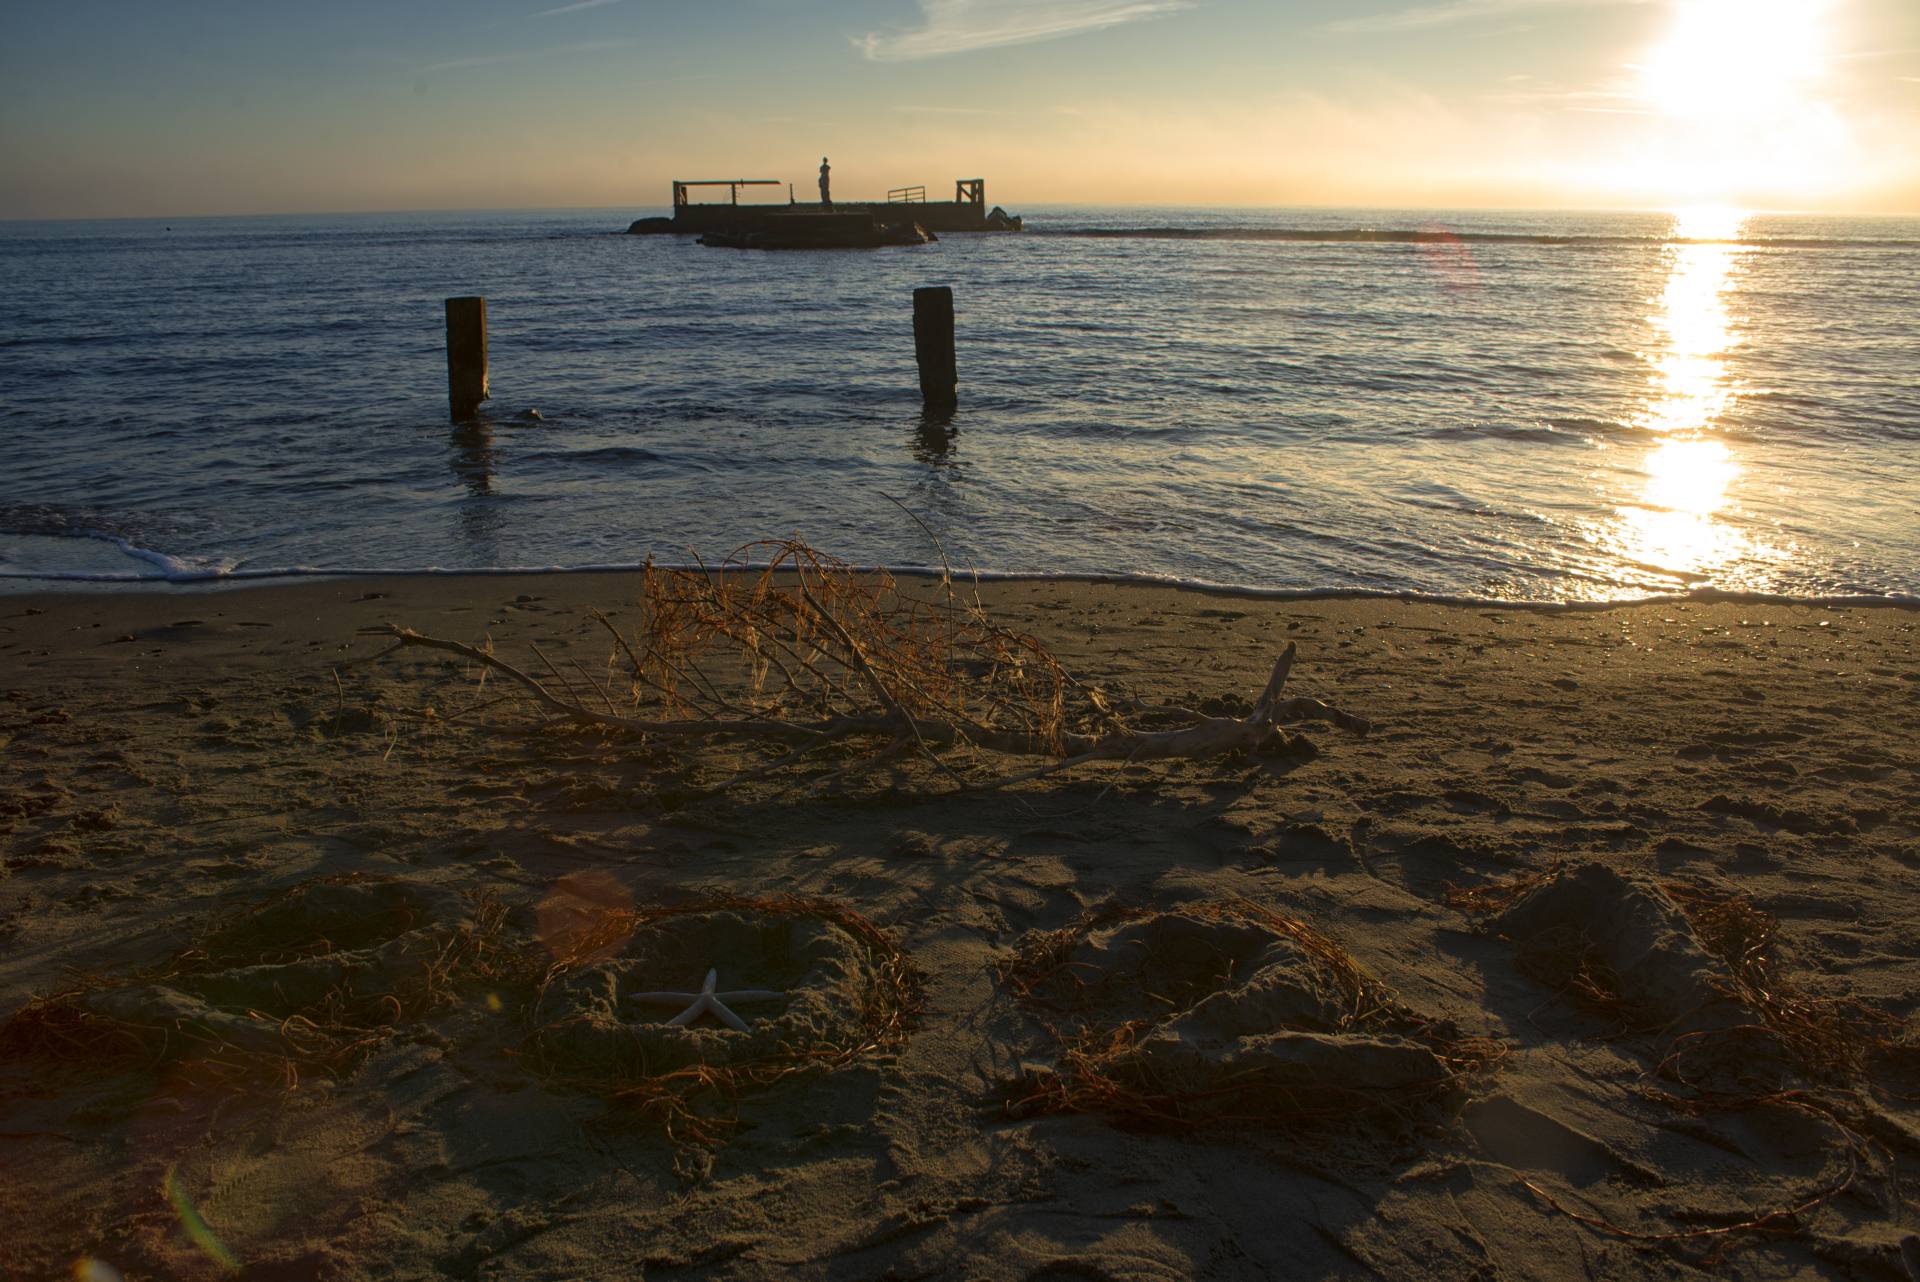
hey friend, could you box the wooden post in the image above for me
[445,296,489,422]
[913,286,957,414]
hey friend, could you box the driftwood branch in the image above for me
[370,541,1370,793]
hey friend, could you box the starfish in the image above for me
[629,968,784,1033]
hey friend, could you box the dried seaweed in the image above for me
[523,891,923,1159]
[372,538,1370,793]
[1000,898,1503,1128]
[0,873,516,1093]
[1449,868,1903,1086]
[1449,867,1909,1261]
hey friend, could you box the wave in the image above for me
[0,529,237,582]
[2,555,1914,613]
[1030,227,1920,251]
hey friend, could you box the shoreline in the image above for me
[6,564,1918,613]
[3,572,1915,1278]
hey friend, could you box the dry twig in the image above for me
[373,539,1370,793]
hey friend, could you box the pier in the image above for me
[627,175,1021,238]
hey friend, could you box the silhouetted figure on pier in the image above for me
[819,157,832,208]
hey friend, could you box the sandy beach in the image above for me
[2,573,1916,1280]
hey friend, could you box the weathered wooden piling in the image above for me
[445,296,489,422]
[913,286,957,414]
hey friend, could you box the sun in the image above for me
[1640,0,1830,123]
[1628,0,1852,206]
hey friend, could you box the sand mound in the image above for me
[1008,902,1497,1125]
[532,909,881,1078]
[1465,862,1905,1098]
[521,893,921,1160]
[3,875,488,1077]
[1486,862,1738,1031]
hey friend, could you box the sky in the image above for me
[2,0,1917,218]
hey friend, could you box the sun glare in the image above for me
[1670,204,1746,243]
[1627,0,1851,206]
[1615,438,1749,579]
[1641,0,1830,123]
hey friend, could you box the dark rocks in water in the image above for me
[700,213,936,251]
[985,205,1023,231]
[625,216,679,234]
[517,408,544,422]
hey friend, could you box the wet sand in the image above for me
[2,574,1916,1280]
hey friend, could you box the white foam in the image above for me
[0,529,239,583]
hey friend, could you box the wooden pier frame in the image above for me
[673,179,781,209]
[445,296,489,422]
[913,286,958,414]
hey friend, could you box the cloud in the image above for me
[893,103,1019,115]
[1482,76,1646,113]
[1324,0,1648,36]
[422,38,635,73]
[858,0,1193,62]
[531,0,624,16]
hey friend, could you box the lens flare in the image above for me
[536,870,635,964]
[163,1166,239,1273]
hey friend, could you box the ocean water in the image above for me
[1,204,1915,602]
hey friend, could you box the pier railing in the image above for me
[673,179,781,208]
[887,186,927,204]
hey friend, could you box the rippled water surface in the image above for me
[1,205,1915,600]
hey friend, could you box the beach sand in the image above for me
[1,574,1915,1280]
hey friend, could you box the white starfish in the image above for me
[628,968,784,1033]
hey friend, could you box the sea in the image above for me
[1,204,1915,604]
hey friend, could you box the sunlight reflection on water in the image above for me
[1600,207,1783,586]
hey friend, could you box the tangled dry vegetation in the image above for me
[0,876,918,1177]
[1449,866,1915,1259]
[370,539,1369,793]
[0,874,518,1093]
[526,889,923,1164]
[1449,868,1906,1091]
[999,898,1505,1129]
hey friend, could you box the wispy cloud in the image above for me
[532,0,624,16]
[858,0,1193,62]
[422,38,635,73]
[1482,73,1645,113]
[1324,0,1648,36]
[893,103,1019,115]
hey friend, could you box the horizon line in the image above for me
[6,198,1920,225]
